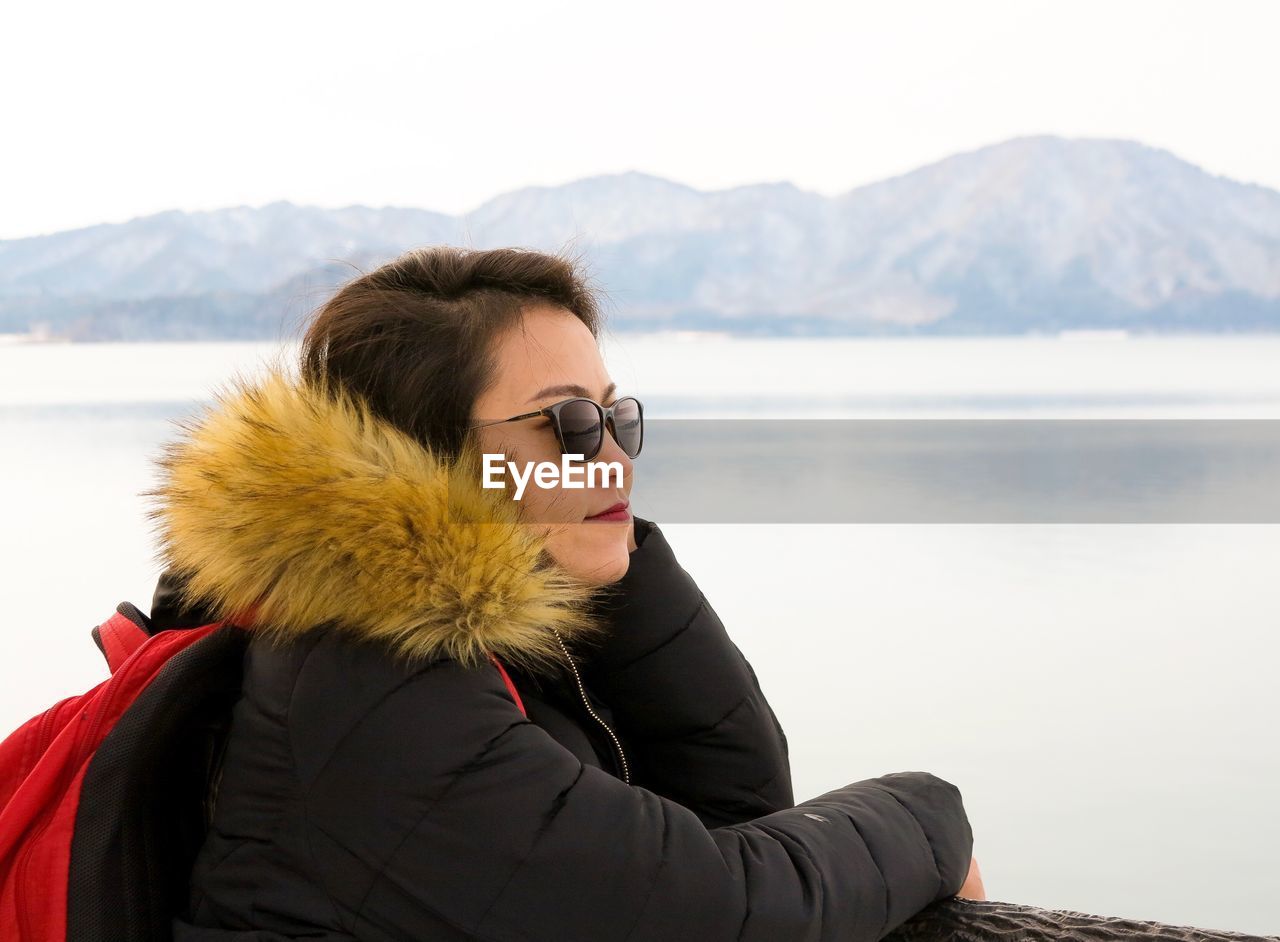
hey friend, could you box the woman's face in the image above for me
[470,303,635,585]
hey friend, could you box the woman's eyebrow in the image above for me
[526,381,617,404]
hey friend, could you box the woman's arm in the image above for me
[573,517,794,828]
[299,653,975,942]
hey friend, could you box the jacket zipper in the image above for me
[550,628,630,785]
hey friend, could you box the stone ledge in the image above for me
[886,897,1278,941]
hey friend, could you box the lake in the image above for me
[2,333,1278,934]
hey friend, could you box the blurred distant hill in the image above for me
[2,135,1278,339]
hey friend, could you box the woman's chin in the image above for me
[547,524,633,585]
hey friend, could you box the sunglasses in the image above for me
[472,396,644,462]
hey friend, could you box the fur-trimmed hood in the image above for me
[143,357,608,677]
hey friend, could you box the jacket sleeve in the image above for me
[576,517,795,828]
[298,655,975,942]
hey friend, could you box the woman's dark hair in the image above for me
[299,246,605,459]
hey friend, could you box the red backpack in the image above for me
[0,600,530,942]
[0,603,245,941]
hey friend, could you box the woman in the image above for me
[149,246,982,942]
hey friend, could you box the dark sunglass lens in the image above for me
[557,399,604,459]
[611,398,643,458]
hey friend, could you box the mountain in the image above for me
[2,136,1278,339]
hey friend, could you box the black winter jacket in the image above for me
[147,365,974,942]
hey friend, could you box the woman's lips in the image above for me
[585,500,630,522]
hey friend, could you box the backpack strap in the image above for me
[487,653,527,717]
[91,609,152,674]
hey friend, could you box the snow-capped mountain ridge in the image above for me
[2,135,1277,338]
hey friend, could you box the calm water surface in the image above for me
[2,335,1277,934]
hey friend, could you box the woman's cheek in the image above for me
[516,474,596,524]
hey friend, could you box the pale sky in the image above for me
[3,0,1278,240]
